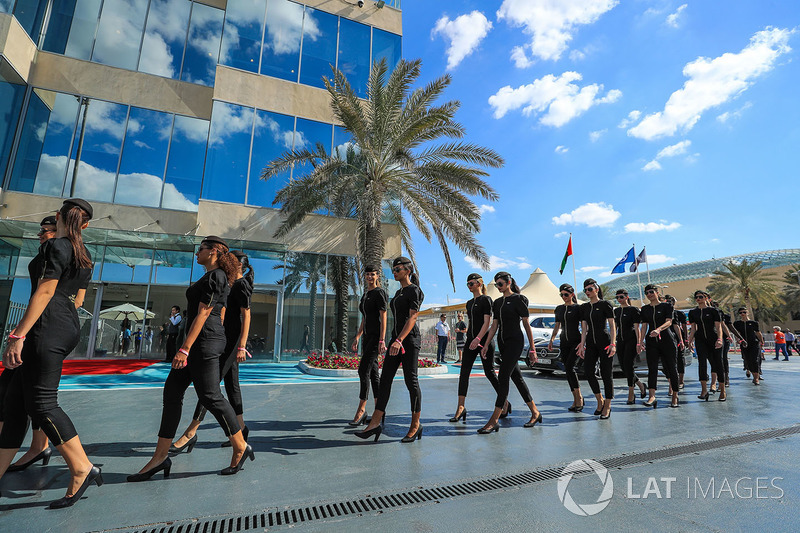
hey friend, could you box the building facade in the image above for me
[0,0,403,359]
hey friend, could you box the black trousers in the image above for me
[166,333,178,361]
[193,342,244,421]
[0,369,39,430]
[583,342,614,399]
[677,346,685,374]
[695,337,723,382]
[457,340,499,397]
[357,337,381,401]
[436,336,448,362]
[742,344,761,374]
[645,338,679,391]
[158,337,240,439]
[0,305,80,449]
[375,335,421,413]
[722,339,730,379]
[494,338,532,409]
[561,341,581,391]
[617,337,642,388]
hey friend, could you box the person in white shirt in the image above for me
[786,330,796,356]
[166,306,182,362]
[435,314,450,364]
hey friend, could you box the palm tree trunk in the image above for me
[308,282,317,352]
[331,256,349,352]
[364,221,384,270]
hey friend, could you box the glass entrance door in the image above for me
[248,285,283,361]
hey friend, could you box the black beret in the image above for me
[40,215,58,226]
[63,198,93,220]
[392,256,412,267]
[466,273,482,281]
[201,235,229,250]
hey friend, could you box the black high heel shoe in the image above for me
[639,382,647,399]
[643,398,658,408]
[670,398,680,408]
[7,447,52,472]
[127,457,172,482]
[220,445,255,475]
[523,413,543,428]
[401,426,423,443]
[568,399,585,412]
[593,408,603,416]
[169,434,197,454]
[222,426,249,447]
[599,408,612,420]
[354,425,382,442]
[348,413,367,427]
[698,392,710,401]
[49,466,103,509]
[477,424,499,434]
[449,408,467,423]
[499,402,512,419]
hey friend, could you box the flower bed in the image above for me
[305,353,440,370]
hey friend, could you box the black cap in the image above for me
[40,215,57,227]
[644,284,658,292]
[392,256,412,267]
[201,235,229,250]
[467,273,482,282]
[63,198,93,220]
[231,250,247,261]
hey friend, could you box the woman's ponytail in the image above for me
[214,244,239,286]
[233,251,254,292]
[59,204,92,269]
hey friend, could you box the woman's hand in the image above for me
[3,338,24,369]
[236,344,250,363]
[606,344,616,357]
[715,338,723,348]
[636,342,645,354]
[547,340,553,351]
[649,329,660,338]
[469,338,481,351]
[528,349,538,364]
[480,343,488,359]
[389,339,402,356]
[378,340,386,355]
[350,338,359,353]
[172,347,189,369]
[577,343,585,359]
[740,339,748,348]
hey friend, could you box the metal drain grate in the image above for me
[98,424,800,533]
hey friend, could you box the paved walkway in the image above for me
[0,357,797,532]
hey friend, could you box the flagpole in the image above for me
[571,233,577,290]
[634,243,644,304]
[645,246,651,284]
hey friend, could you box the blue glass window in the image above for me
[163,115,208,211]
[9,90,80,195]
[115,107,172,207]
[0,75,26,182]
[64,99,127,203]
[181,2,224,87]
[242,248,284,285]
[0,1,12,14]
[12,0,49,41]
[152,249,193,285]
[332,125,354,160]
[138,0,192,79]
[60,0,102,60]
[91,0,149,70]
[337,18,370,98]
[260,0,302,82]
[292,117,332,179]
[248,109,294,208]
[299,7,338,88]
[202,101,252,204]
[220,0,266,73]
[100,246,153,283]
[372,28,401,72]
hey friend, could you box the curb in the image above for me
[298,360,449,377]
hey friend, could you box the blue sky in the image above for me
[398,1,800,308]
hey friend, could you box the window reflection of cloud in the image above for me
[182,3,224,86]
[264,0,307,55]
[262,115,295,149]
[139,0,191,78]
[169,115,210,143]
[1,1,13,13]
[208,102,254,145]
[92,0,149,70]
[219,0,266,65]
[64,0,102,60]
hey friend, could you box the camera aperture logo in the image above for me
[558,459,614,516]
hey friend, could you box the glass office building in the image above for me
[0,0,402,359]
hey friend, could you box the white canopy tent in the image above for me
[519,268,563,306]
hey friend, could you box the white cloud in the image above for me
[624,221,681,232]
[464,255,532,272]
[489,72,621,126]
[554,231,569,238]
[642,160,662,171]
[589,129,607,142]
[656,140,691,158]
[666,4,688,28]
[510,46,534,68]
[479,204,496,214]
[432,11,493,70]
[578,265,608,273]
[555,145,569,154]
[618,110,641,128]
[628,27,792,140]
[717,101,753,123]
[552,202,621,227]
[569,49,586,62]
[497,0,619,62]
[647,254,676,265]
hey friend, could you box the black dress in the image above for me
[688,307,723,383]
[555,303,582,392]
[673,309,688,374]
[457,295,500,398]
[375,284,424,413]
[158,268,240,439]
[733,319,761,374]
[640,303,679,391]
[0,238,92,448]
[580,301,615,399]
[357,286,388,401]
[614,306,643,388]
[491,294,533,409]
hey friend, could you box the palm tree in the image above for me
[262,58,503,289]
[706,259,783,321]
[781,264,800,319]
[277,253,327,352]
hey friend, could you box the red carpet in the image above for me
[0,359,161,375]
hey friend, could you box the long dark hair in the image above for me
[211,243,239,286]
[393,257,419,286]
[559,283,578,304]
[232,251,254,292]
[494,271,520,294]
[59,203,92,269]
[583,278,603,300]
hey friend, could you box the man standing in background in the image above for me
[435,314,450,364]
[166,305,182,362]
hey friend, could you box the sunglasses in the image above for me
[37,229,55,236]
[560,292,572,297]
[645,290,657,295]
[695,295,705,300]
[495,280,506,286]
[615,295,627,300]
[739,311,747,315]
[584,287,595,293]
[467,280,479,287]
[391,266,406,273]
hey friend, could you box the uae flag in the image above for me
[559,235,573,275]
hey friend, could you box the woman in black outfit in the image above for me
[0,199,99,508]
[613,289,646,405]
[355,257,424,443]
[638,284,680,408]
[349,265,388,426]
[0,216,58,472]
[665,295,688,389]
[687,290,726,401]
[450,273,504,423]
[129,236,253,481]
[577,279,616,419]
[171,251,255,450]
[478,272,542,433]
[549,284,585,411]
[733,308,764,385]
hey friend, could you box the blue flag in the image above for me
[611,247,635,274]
[630,248,647,272]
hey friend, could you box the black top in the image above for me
[580,300,614,346]
[673,309,687,329]
[186,268,229,342]
[466,295,492,343]
[554,303,581,343]
[28,247,46,299]
[390,284,424,339]
[359,287,388,340]
[640,302,676,342]
[224,277,253,344]
[733,319,760,345]
[688,307,721,341]
[492,293,529,342]
[720,310,734,340]
[40,238,92,302]
[455,320,467,341]
[613,306,641,343]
